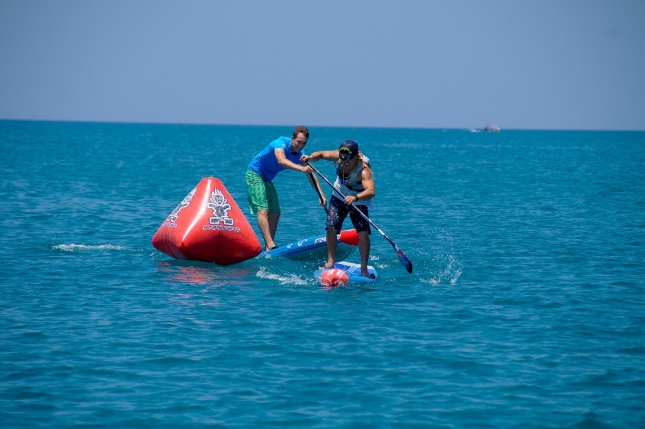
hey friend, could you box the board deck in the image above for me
[261,229,358,261]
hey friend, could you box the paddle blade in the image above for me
[395,247,413,274]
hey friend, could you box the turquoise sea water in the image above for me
[1,121,644,428]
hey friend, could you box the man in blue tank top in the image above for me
[301,140,375,278]
[246,125,326,251]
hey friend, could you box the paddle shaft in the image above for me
[307,171,329,215]
[306,161,413,274]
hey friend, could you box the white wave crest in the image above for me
[53,244,130,252]
[255,267,309,285]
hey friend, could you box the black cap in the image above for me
[338,140,359,157]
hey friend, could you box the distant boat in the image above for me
[482,124,501,133]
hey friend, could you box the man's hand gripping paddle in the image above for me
[306,161,413,274]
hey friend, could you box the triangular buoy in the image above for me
[152,177,261,265]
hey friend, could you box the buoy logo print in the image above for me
[166,187,196,224]
[207,188,234,226]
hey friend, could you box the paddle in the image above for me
[307,171,329,215]
[306,161,413,274]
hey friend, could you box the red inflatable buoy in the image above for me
[152,177,261,265]
[339,229,359,246]
[319,268,349,288]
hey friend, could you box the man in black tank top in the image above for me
[301,140,376,278]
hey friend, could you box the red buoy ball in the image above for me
[319,269,349,288]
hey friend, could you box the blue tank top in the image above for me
[247,136,305,181]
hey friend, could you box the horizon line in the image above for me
[1,117,643,133]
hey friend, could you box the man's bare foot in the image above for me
[361,269,375,279]
[319,261,335,270]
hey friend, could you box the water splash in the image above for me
[410,228,463,285]
[421,254,462,285]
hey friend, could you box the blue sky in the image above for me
[1,1,644,130]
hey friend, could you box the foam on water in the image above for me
[52,243,134,252]
[255,266,311,286]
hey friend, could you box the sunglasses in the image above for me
[339,154,355,162]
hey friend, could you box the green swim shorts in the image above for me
[245,170,281,215]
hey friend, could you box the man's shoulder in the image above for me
[270,136,291,150]
[360,164,373,178]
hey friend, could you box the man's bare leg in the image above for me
[358,231,371,277]
[323,227,337,269]
[258,210,280,250]
[268,212,280,243]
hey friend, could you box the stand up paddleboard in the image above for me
[261,229,359,261]
[314,261,378,287]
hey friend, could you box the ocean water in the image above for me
[1,121,644,428]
